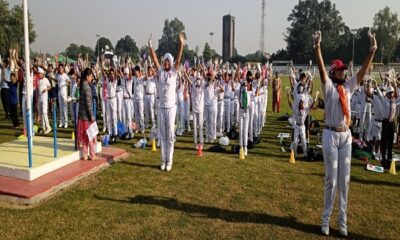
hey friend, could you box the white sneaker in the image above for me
[157,141,161,147]
[165,164,172,172]
[244,147,248,156]
[160,163,166,171]
[102,127,107,133]
[63,124,68,129]
[321,225,329,236]
[58,123,63,128]
[44,128,52,134]
[338,224,348,237]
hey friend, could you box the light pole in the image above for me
[96,34,100,60]
[351,29,357,63]
[209,32,214,46]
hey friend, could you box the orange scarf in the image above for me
[336,85,351,126]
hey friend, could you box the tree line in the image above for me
[1,0,399,65]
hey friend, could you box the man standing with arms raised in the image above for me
[148,33,184,172]
[313,30,377,237]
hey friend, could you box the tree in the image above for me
[271,49,289,61]
[202,42,219,62]
[0,1,36,56]
[64,43,94,61]
[157,18,186,58]
[285,0,351,63]
[351,27,372,64]
[373,7,400,63]
[115,35,139,61]
[94,37,114,57]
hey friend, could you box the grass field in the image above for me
[0,76,399,240]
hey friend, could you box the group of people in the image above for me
[0,33,272,170]
[0,29,397,237]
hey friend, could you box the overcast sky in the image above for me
[8,0,400,55]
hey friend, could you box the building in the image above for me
[222,14,235,61]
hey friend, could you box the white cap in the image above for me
[38,67,45,74]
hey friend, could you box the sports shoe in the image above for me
[58,123,63,128]
[321,225,329,236]
[166,164,172,172]
[160,164,166,171]
[44,128,52,134]
[63,124,68,129]
[338,224,348,237]
[244,147,248,156]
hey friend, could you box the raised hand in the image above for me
[148,34,153,48]
[313,31,322,49]
[368,30,377,51]
[178,32,185,44]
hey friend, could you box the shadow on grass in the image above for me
[119,160,160,170]
[351,176,400,187]
[95,194,379,239]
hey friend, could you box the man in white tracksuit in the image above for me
[144,67,157,129]
[223,73,233,132]
[122,68,134,139]
[204,76,216,143]
[231,78,240,126]
[313,30,377,237]
[116,76,124,123]
[100,74,108,132]
[133,66,145,134]
[38,67,52,134]
[106,69,118,138]
[216,78,225,136]
[56,64,70,128]
[148,33,184,172]
[190,76,205,148]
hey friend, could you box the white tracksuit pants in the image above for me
[213,101,218,139]
[134,99,145,133]
[248,101,255,142]
[100,88,107,131]
[184,99,191,131]
[239,108,249,147]
[117,90,123,122]
[159,106,176,167]
[224,99,231,132]
[253,97,260,137]
[262,90,268,126]
[39,95,50,130]
[291,124,307,156]
[177,99,185,133]
[193,111,204,145]
[232,99,239,125]
[321,129,352,228]
[217,100,224,134]
[204,104,215,141]
[58,90,68,125]
[144,94,156,127]
[122,99,133,134]
[257,95,264,134]
[107,97,118,136]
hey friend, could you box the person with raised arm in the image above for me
[313,30,377,237]
[148,33,184,172]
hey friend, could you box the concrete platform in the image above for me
[0,136,101,181]
[0,146,128,205]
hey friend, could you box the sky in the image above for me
[8,0,400,56]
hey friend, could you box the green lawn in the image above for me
[0,76,399,240]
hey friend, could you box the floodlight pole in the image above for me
[23,0,33,168]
